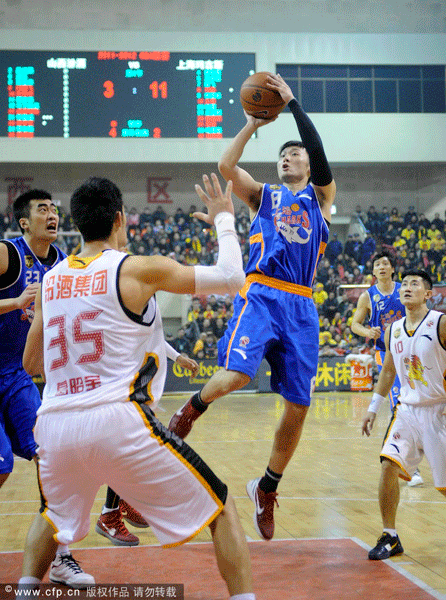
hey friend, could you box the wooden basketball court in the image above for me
[1,391,445,599]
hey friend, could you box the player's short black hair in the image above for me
[372,251,395,269]
[401,270,433,290]
[13,189,52,233]
[278,140,305,156]
[70,177,123,242]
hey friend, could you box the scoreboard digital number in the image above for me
[1,51,255,138]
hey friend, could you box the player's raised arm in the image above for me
[268,74,336,219]
[121,174,245,308]
[218,116,267,212]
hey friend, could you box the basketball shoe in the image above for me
[368,532,404,560]
[246,477,279,541]
[168,395,202,439]
[95,508,139,546]
[407,469,423,487]
[119,499,149,528]
[49,553,95,588]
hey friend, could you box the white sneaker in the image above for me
[407,469,424,487]
[49,553,95,589]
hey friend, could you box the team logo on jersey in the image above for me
[393,432,401,440]
[373,294,381,303]
[239,336,250,347]
[20,303,35,323]
[270,184,281,190]
[427,321,434,328]
[394,328,401,338]
[273,205,312,245]
[25,255,34,268]
[404,354,428,389]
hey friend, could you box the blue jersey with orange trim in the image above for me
[367,282,405,352]
[244,183,329,285]
[0,236,65,374]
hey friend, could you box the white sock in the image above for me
[56,544,69,555]
[230,594,256,600]
[383,528,397,537]
[102,505,119,515]
[18,576,41,586]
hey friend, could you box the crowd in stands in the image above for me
[2,200,446,359]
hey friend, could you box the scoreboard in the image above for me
[1,51,255,139]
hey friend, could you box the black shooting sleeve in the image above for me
[288,98,333,187]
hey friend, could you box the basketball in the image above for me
[240,72,286,120]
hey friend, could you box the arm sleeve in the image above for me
[165,341,180,362]
[288,98,333,187]
[194,212,245,296]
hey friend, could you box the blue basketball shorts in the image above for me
[218,280,319,406]
[0,368,41,473]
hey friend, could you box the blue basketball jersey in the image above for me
[367,282,405,351]
[0,236,66,374]
[245,183,329,286]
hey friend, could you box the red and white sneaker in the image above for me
[246,477,279,541]
[95,509,139,546]
[119,499,149,528]
[168,395,202,439]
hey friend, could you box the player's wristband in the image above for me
[368,392,385,414]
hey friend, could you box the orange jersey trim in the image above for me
[240,273,313,299]
[67,253,104,269]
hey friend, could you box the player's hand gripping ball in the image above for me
[240,71,286,120]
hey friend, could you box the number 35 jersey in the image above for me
[39,249,167,415]
[0,236,65,374]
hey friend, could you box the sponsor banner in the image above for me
[258,357,352,392]
[165,359,258,393]
[34,356,360,397]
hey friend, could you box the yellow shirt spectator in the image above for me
[313,283,328,306]
[418,237,431,251]
[401,227,416,240]
[427,227,442,240]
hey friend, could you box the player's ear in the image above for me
[425,288,433,301]
[19,217,29,232]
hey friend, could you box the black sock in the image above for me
[104,487,120,510]
[190,391,209,414]
[258,467,282,494]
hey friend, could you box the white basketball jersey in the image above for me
[38,249,167,414]
[389,310,446,406]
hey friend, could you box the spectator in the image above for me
[151,204,167,224]
[360,231,376,266]
[139,206,153,228]
[203,331,218,359]
[313,282,328,306]
[127,207,140,228]
[212,317,227,340]
[193,332,207,356]
[172,328,191,355]
[403,205,417,226]
[401,222,416,241]
[325,233,343,264]
[344,234,356,260]
[322,291,339,322]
